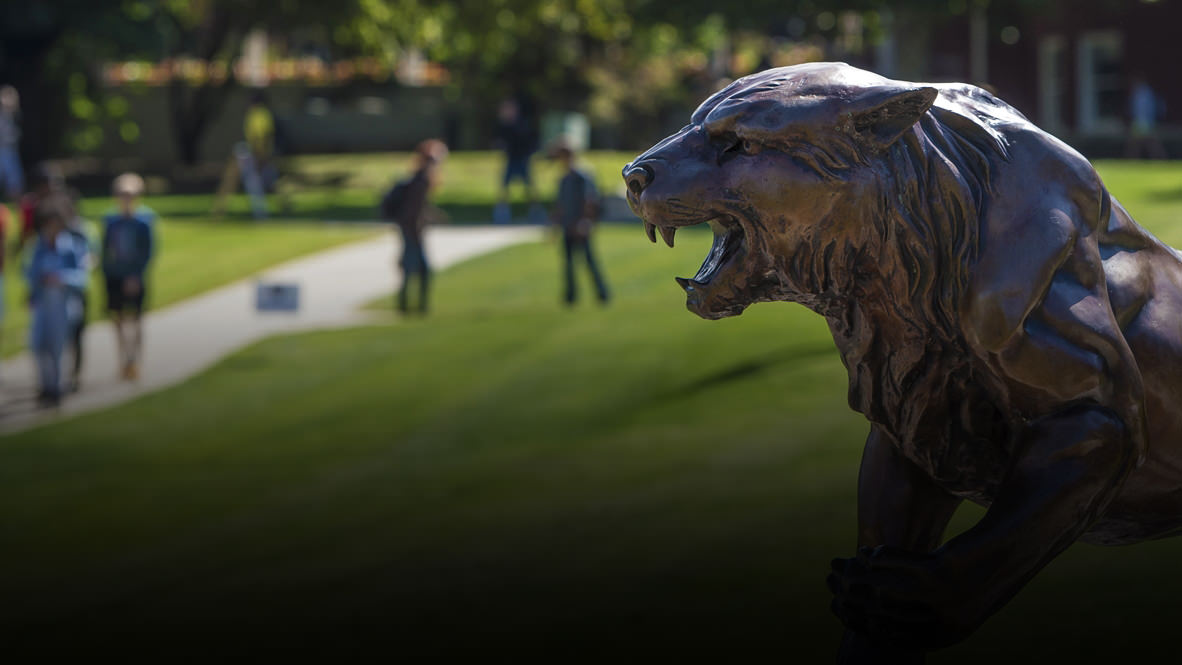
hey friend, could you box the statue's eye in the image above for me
[724,137,756,154]
[718,135,754,162]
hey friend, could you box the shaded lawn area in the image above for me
[7,161,1182,660]
[3,211,376,357]
[1,227,857,659]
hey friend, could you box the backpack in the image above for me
[379,178,410,221]
[581,170,603,222]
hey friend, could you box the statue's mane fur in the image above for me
[782,87,1012,347]
[873,101,1009,342]
[766,85,1015,446]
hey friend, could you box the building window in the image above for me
[1076,30,1124,134]
[1038,35,1068,134]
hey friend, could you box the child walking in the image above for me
[102,173,155,380]
[25,196,88,406]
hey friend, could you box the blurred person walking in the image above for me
[240,91,277,219]
[102,173,155,380]
[63,189,96,392]
[0,85,22,200]
[550,142,609,306]
[213,92,285,219]
[493,96,543,224]
[25,195,88,407]
[0,203,9,372]
[1125,74,1167,159]
[384,140,447,315]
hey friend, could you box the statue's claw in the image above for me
[828,546,978,650]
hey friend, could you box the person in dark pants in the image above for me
[550,142,609,305]
[102,173,155,381]
[63,190,95,392]
[394,139,448,315]
[493,96,543,224]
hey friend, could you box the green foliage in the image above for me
[3,0,1105,159]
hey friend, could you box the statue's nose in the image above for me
[623,163,654,195]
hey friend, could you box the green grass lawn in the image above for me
[6,160,1182,660]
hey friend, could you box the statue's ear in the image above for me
[847,86,938,150]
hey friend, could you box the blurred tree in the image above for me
[343,0,1073,146]
[0,0,377,165]
[0,0,133,168]
[153,0,384,164]
[342,1,633,121]
[0,0,1125,163]
[155,0,379,164]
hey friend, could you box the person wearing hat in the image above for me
[101,172,155,380]
[550,140,609,305]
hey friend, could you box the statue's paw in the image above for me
[827,546,977,650]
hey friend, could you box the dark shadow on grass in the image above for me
[1141,187,1182,203]
[219,354,274,372]
[655,342,836,403]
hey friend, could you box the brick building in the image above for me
[879,1,1180,156]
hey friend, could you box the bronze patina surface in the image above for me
[624,62,1182,662]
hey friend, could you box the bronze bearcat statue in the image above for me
[623,62,1182,662]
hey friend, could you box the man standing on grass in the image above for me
[102,173,155,381]
[493,96,543,224]
[392,139,447,315]
[550,141,609,306]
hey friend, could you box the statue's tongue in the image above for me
[684,222,742,287]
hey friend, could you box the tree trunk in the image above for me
[165,7,238,166]
[169,78,236,165]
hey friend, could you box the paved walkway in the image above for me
[0,226,538,434]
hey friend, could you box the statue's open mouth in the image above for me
[677,217,746,290]
[641,214,749,317]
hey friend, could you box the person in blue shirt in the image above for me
[64,189,96,392]
[25,195,88,406]
[550,142,609,305]
[102,173,155,381]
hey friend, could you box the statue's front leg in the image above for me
[830,406,1136,652]
[833,428,962,665]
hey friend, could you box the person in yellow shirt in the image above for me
[244,92,274,163]
[238,91,276,219]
